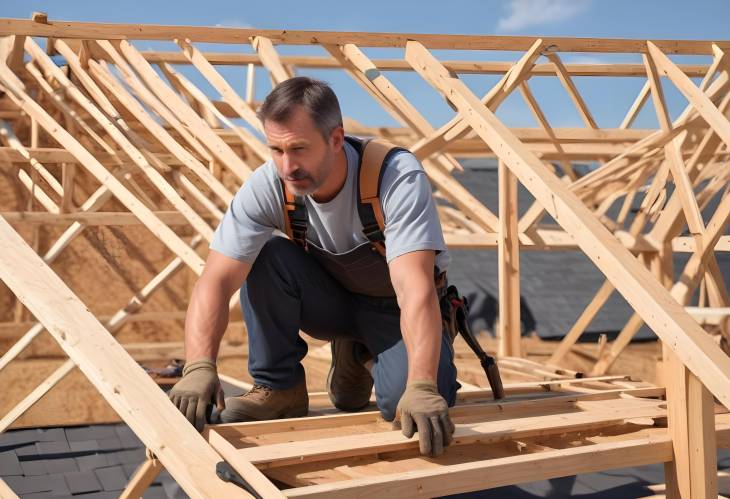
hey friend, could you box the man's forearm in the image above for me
[399,287,442,382]
[184,280,232,362]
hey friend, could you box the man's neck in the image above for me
[311,147,348,203]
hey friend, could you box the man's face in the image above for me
[263,106,343,197]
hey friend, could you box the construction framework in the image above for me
[0,14,728,498]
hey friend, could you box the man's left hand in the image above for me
[394,380,455,456]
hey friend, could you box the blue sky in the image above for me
[2,0,729,131]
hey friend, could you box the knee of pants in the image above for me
[372,336,459,422]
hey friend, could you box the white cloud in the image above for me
[215,19,252,28]
[497,0,590,32]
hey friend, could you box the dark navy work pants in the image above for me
[240,237,459,421]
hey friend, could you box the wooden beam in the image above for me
[220,397,666,469]
[282,437,672,498]
[85,57,234,204]
[93,48,720,77]
[1,211,216,225]
[117,39,255,181]
[119,457,164,499]
[411,38,544,160]
[664,348,718,498]
[545,52,598,129]
[0,59,206,274]
[24,38,216,243]
[158,62,268,164]
[497,159,521,357]
[548,280,614,365]
[252,36,294,84]
[0,20,727,53]
[175,38,265,139]
[0,216,248,498]
[404,40,730,409]
[620,80,651,129]
[643,51,705,237]
[0,478,19,499]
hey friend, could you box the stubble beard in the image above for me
[284,150,333,197]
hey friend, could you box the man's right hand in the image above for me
[169,359,225,431]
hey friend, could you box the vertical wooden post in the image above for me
[660,240,717,498]
[15,117,41,323]
[664,348,718,498]
[246,62,255,105]
[498,159,521,357]
[61,112,75,213]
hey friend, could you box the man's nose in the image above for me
[281,153,297,174]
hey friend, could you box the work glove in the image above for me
[393,380,455,456]
[168,359,225,432]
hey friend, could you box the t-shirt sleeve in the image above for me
[380,151,448,264]
[209,165,285,263]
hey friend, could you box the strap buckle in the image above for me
[362,222,385,243]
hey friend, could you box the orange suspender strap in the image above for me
[358,138,405,257]
[279,136,405,254]
[280,180,308,249]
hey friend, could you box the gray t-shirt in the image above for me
[210,140,450,272]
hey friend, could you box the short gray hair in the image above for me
[257,77,343,139]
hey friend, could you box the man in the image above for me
[169,77,459,456]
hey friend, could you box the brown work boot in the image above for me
[326,338,374,411]
[219,380,308,423]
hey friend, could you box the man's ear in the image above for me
[330,126,345,150]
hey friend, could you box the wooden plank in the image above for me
[643,51,705,237]
[24,38,217,243]
[664,348,718,498]
[518,80,576,179]
[1,20,727,53]
[1,211,215,225]
[119,458,163,499]
[497,160,521,357]
[245,63,255,103]
[686,372,718,497]
[545,52,598,128]
[0,216,247,498]
[57,39,213,164]
[283,437,672,498]
[0,121,63,200]
[60,162,75,213]
[648,41,730,149]
[23,60,119,162]
[0,477,19,499]
[176,39,265,142]
[0,62,206,275]
[230,398,666,468]
[590,312,644,375]
[117,39,254,181]
[207,430,287,498]
[411,39,543,160]
[252,36,293,84]
[0,234,203,430]
[85,57,234,204]
[126,50,713,77]
[620,80,651,129]
[213,387,663,441]
[403,40,730,409]
[548,280,614,365]
[158,62,268,164]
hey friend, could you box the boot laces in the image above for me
[245,384,272,398]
